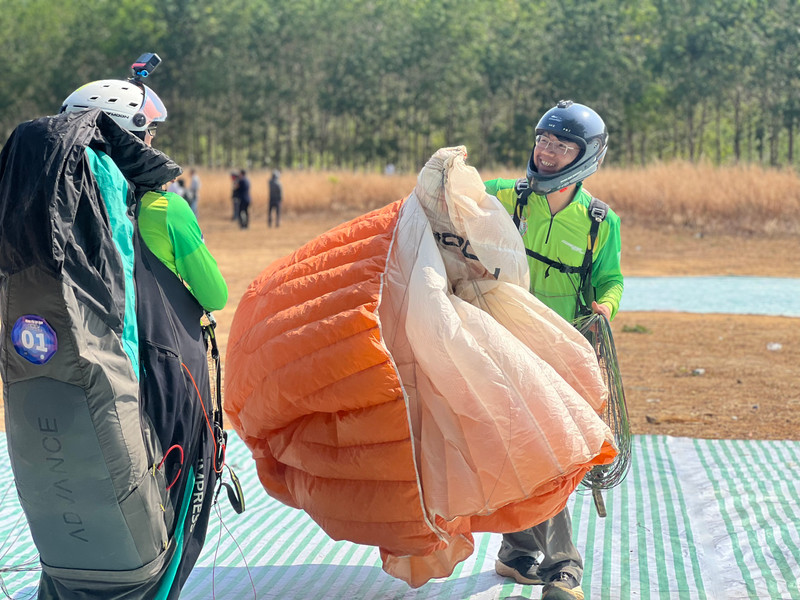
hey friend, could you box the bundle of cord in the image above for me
[573,312,632,516]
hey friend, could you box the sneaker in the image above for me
[494,555,544,585]
[541,571,584,600]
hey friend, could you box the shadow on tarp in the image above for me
[0,564,534,600]
[0,582,37,600]
[182,564,536,600]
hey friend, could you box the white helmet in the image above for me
[60,52,167,137]
[60,74,167,133]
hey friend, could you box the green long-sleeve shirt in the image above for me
[138,190,228,312]
[485,178,623,321]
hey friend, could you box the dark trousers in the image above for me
[238,201,250,229]
[268,202,281,227]
[498,505,583,583]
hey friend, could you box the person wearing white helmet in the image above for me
[485,100,624,600]
[60,54,227,312]
[61,55,167,144]
[56,54,231,599]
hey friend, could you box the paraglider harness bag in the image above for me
[0,109,243,599]
[512,178,608,318]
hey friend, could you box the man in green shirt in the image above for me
[486,100,623,600]
[136,189,227,311]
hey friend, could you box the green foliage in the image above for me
[622,324,652,334]
[1,0,799,171]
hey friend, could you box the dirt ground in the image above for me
[2,209,798,440]
[613,225,800,440]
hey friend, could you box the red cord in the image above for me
[157,444,184,490]
[182,362,224,474]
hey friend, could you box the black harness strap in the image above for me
[577,197,608,315]
[203,314,245,514]
[513,180,608,317]
[525,248,585,274]
[202,314,223,428]
[512,177,533,231]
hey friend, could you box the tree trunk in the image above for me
[756,123,764,163]
[715,103,722,164]
[626,126,634,164]
[319,110,330,169]
[285,104,295,169]
[769,124,779,167]
[733,90,741,163]
[639,130,647,166]
[695,100,708,162]
[207,123,215,169]
[266,121,272,168]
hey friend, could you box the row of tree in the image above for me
[2,0,799,172]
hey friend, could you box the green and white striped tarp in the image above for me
[2,434,799,599]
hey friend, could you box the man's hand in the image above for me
[592,301,611,320]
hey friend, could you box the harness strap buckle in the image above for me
[588,198,608,223]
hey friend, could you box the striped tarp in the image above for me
[1,434,799,599]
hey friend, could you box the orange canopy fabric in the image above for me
[225,147,616,587]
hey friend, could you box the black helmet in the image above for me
[526,100,608,195]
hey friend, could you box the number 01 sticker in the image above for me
[11,315,58,365]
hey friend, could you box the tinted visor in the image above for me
[140,84,167,123]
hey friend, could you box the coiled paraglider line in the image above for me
[573,312,632,516]
[0,480,40,597]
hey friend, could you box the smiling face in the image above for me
[533,133,581,174]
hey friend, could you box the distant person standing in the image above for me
[268,170,283,228]
[188,168,200,217]
[230,171,240,221]
[237,169,251,229]
[167,177,186,196]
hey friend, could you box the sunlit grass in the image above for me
[184,160,800,236]
[590,161,800,235]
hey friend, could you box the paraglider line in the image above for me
[0,481,41,592]
[182,362,225,474]
[211,501,256,600]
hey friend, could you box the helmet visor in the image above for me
[140,84,167,123]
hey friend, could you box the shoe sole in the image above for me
[494,559,544,585]
[541,583,585,600]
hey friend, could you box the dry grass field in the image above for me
[1,162,799,440]
[200,160,800,236]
